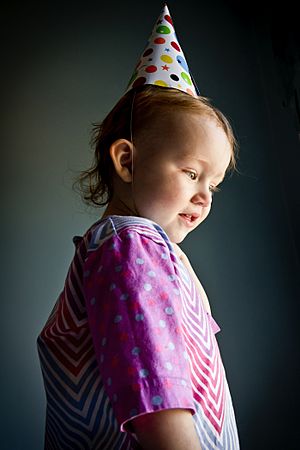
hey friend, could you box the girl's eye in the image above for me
[186,171,197,180]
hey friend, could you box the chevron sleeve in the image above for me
[83,227,196,433]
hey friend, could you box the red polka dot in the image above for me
[131,382,141,392]
[129,301,140,311]
[160,292,169,301]
[135,59,142,70]
[132,77,146,88]
[154,37,166,44]
[122,269,132,278]
[163,379,173,389]
[164,15,173,26]
[143,48,153,57]
[171,41,181,52]
[145,65,157,73]
[96,275,104,284]
[155,344,163,352]
[128,366,136,376]
[119,332,129,342]
[147,298,156,306]
[112,355,119,367]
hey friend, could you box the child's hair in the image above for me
[73,85,239,207]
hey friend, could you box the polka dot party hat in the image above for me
[125,3,200,97]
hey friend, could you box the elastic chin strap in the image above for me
[129,90,140,218]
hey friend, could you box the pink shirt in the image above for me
[37,215,239,449]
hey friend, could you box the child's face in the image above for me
[130,111,231,243]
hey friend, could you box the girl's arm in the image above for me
[172,243,211,315]
[130,408,202,450]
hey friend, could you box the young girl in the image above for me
[37,5,240,450]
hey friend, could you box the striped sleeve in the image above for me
[83,227,196,432]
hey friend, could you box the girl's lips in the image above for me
[179,213,200,227]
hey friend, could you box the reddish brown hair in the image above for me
[73,85,239,207]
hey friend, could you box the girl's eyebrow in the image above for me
[194,157,226,182]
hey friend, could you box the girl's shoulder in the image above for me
[83,215,173,253]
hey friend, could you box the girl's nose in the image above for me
[191,188,212,207]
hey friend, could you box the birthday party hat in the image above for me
[125,4,200,97]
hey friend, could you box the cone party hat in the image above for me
[125,4,200,97]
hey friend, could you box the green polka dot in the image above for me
[156,25,171,34]
[181,72,192,85]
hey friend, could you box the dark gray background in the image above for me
[1,0,299,449]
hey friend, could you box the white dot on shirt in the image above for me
[135,313,144,321]
[165,306,174,315]
[151,395,163,406]
[131,347,141,355]
[168,274,176,281]
[139,368,149,378]
[168,342,175,350]
[148,270,156,277]
[181,379,187,386]
[183,351,189,360]
[120,293,129,301]
[159,320,166,328]
[115,265,122,272]
[114,315,122,323]
[107,377,112,386]
[101,337,107,346]
[161,253,168,260]
[90,297,96,306]
[173,288,180,296]
[110,283,116,291]
[165,362,173,371]
[144,283,152,291]
[136,258,144,265]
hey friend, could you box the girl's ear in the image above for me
[109,139,133,183]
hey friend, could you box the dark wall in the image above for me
[2,1,299,449]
